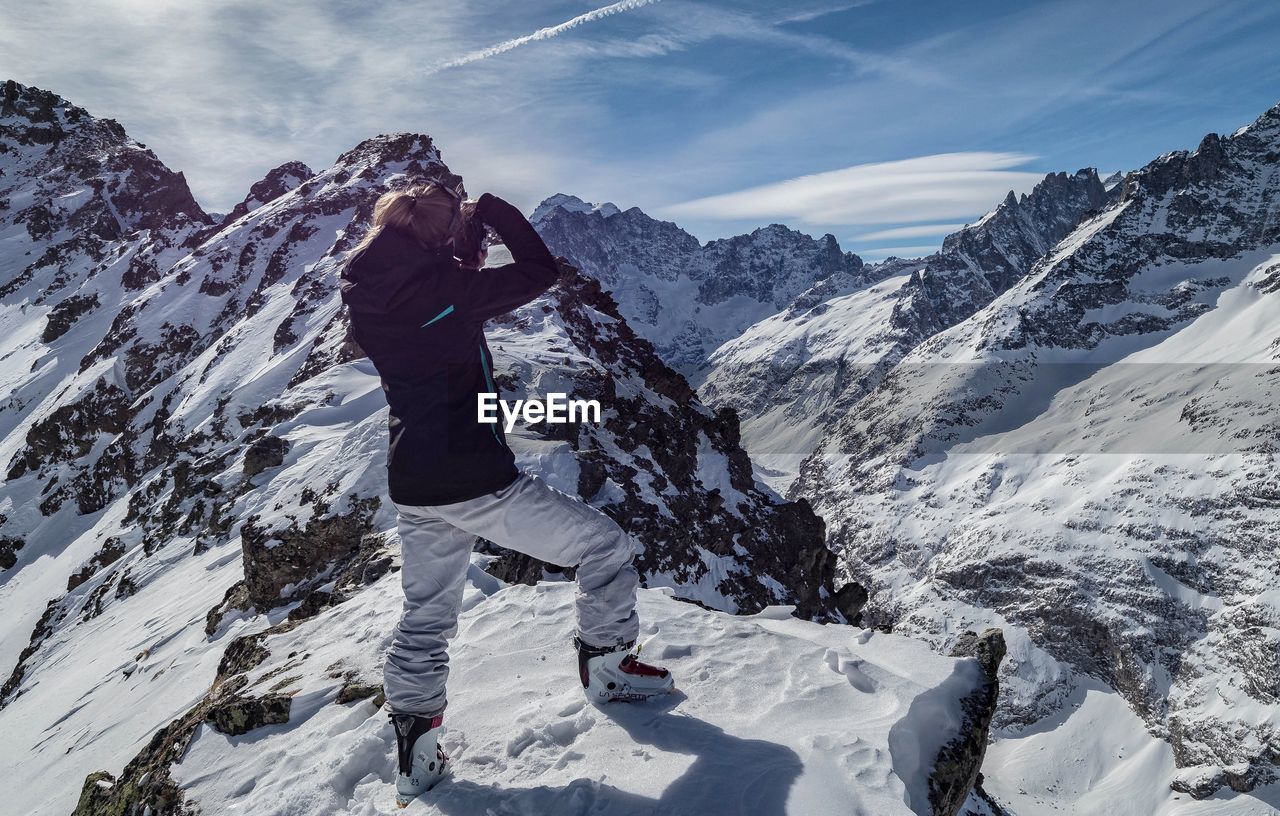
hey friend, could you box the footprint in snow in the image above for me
[823,648,878,693]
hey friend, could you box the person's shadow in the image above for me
[418,692,803,815]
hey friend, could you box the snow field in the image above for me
[174,564,987,816]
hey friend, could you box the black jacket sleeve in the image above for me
[453,193,560,321]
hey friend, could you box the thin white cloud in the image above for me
[856,244,942,260]
[424,0,663,75]
[851,222,967,241]
[662,152,1042,226]
[776,2,873,25]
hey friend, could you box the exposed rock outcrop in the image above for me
[240,494,381,609]
[242,433,289,477]
[216,160,314,229]
[929,629,1007,816]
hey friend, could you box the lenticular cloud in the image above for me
[664,151,1045,226]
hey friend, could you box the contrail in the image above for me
[424,0,663,75]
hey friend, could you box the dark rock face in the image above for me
[240,494,380,609]
[929,629,1007,816]
[480,260,841,618]
[207,694,292,735]
[216,160,314,229]
[243,434,289,477]
[66,537,126,591]
[42,292,100,342]
[1,80,209,236]
[898,169,1108,337]
[7,378,130,480]
[832,582,868,624]
[336,682,384,706]
[0,535,24,570]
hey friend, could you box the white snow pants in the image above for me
[384,472,642,715]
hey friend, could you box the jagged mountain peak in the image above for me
[1,79,127,150]
[1234,98,1280,139]
[214,160,313,228]
[986,167,1104,222]
[1,79,209,237]
[244,160,311,207]
[329,132,459,189]
[715,221,839,249]
[531,193,623,222]
[1116,101,1280,209]
[533,196,864,374]
[975,168,1103,222]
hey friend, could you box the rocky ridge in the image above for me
[696,168,1109,489]
[531,194,863,375]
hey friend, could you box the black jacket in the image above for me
[339,193,559,505]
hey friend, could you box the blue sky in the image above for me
[4,0,1279,260]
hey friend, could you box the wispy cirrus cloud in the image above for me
[423,0,663,76]
[662,152,1042,226]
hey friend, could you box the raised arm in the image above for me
[453,193,559,321]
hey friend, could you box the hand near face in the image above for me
[458,246,487,270]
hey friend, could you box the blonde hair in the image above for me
[351,183,460,255]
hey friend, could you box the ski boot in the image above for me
[392,711,448,807]
[576,636,675,702]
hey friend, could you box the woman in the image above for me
[339,181,674,806]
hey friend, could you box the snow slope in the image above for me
[792,103,1280,803]
[698,261,923,492]
[985,677,1280,815]
[168,569,989,816]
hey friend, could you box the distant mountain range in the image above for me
[533,105,1280,809]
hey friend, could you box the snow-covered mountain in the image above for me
[698,169,1110,490]
[529,105,1280,809]
[790,104,1280,808]
[0,81,1003,815]
[531,194,863,375]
